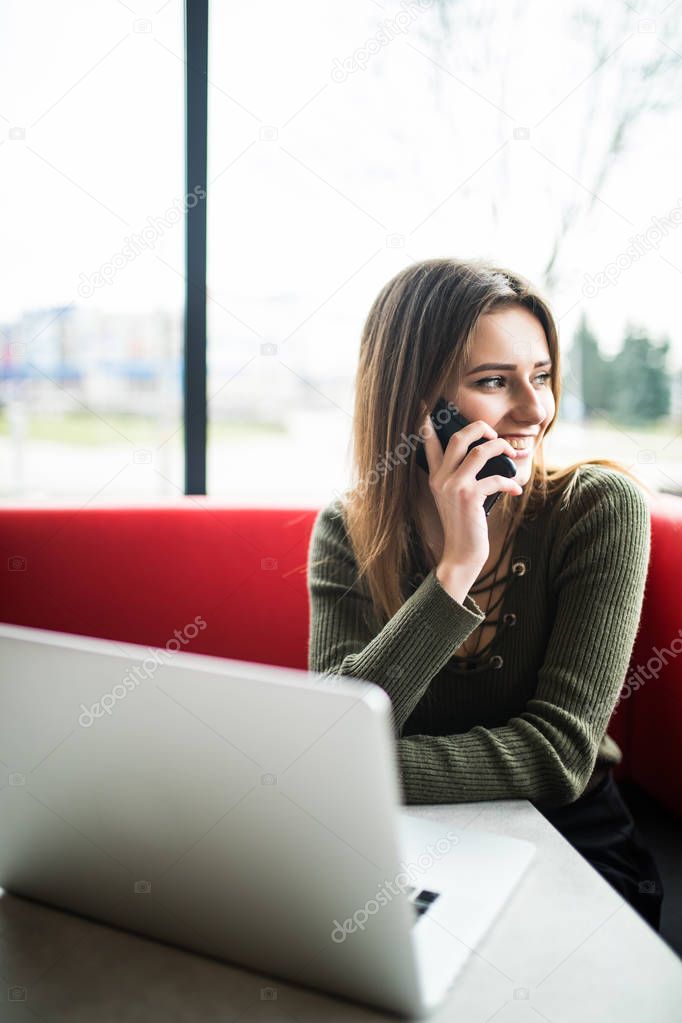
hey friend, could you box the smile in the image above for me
[502,436,534,454]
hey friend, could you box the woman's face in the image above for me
[448,304,556,487]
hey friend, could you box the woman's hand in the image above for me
[421,412,523,590]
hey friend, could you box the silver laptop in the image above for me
[0,622,535,1019]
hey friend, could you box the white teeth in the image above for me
[505,437,531,449]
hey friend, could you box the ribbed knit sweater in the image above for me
[307,465,651,809]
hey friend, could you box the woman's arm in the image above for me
[396,467,651,809]
[307,500,486,736]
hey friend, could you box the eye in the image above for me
[475,373,551,390]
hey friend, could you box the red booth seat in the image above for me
[1,496,681,816]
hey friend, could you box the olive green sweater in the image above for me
[306,466,651,809]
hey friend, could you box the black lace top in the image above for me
[404,517,529,674]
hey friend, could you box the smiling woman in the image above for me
[307,257,664,931]
[324,258,652,623]
[414,302,558,574]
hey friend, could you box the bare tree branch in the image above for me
[413,0,682,290]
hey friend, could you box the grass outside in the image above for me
[0,411,287,445]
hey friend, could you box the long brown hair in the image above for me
[313,257,653,627]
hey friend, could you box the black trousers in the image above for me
[536,768,664,932]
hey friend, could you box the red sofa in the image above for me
[1,497,681,816]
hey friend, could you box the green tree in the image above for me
[610,327,670,425]
[570,313,610,420]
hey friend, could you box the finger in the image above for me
[471,436,519,458]
[457,436,520,476]
[439,420,498,472]
[440,416,497,443]
[455,418,497,440]
[475,475,524,497]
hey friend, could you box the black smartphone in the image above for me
[416,397,517,516]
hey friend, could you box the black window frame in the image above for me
[184,0,208,494]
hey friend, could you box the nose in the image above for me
[510,382,547,428]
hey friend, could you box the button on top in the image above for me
[512,558,528,575]
[490,655,504,669]
[503,612,517,626]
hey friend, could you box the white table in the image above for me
[1,798,681,1022]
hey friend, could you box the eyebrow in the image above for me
[465,359,552,375]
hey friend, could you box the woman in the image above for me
[306,258,664,932]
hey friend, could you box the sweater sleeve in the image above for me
[396,467,651,809]
[306,500,486,737]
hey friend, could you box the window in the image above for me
[0,0,184,499]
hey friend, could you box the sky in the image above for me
[2,0,682,377]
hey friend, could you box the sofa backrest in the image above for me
[2,495,681,813]
[0,504,316,670]
[626,492,682,813]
